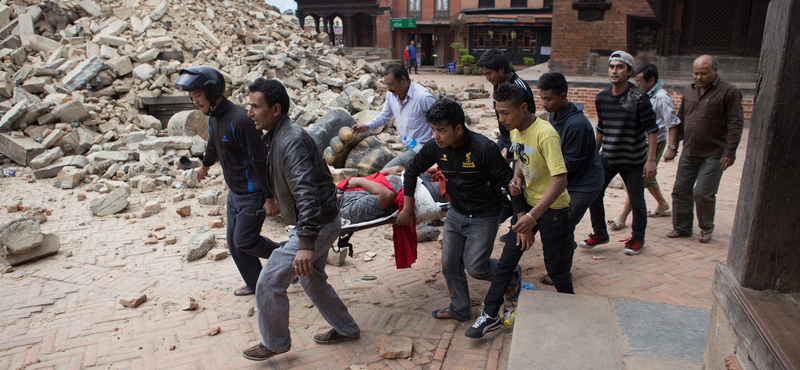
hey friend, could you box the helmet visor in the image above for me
[174,73,207,92]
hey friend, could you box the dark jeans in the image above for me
[589,157,647,240]
[483,207,573,317]
[409,58,418,74]
[568,188,602,269]
[227,192,281,289]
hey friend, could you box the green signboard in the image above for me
[390,18,417,28]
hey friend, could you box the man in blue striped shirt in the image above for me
[578,51,659,255]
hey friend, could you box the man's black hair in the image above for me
[425,98,465,129]
[475,49,512,74]
[494,82,529,109]
[634,62,659,82]
[248,78,290,116]
[384,63,409,82]
[537,72,569,96]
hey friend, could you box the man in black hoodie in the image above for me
[175,66,280,297]
[536,73,604,284]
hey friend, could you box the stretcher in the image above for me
[333,202,449,257]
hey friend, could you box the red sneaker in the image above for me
[624,238,645,255]
[578,233,610,249]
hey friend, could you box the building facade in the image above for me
[295,0,393,57]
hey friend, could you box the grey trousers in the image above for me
[255,215,360,351]
[441,208,500,321]
[671,155,724,234]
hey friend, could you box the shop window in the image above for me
[478,0,495,8]
[471,28,492,53]
[408,0,421,17]
[520,30,537,54]
[435,0,449,18]
[511,0,527,7]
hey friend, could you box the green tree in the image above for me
[270,5,280,13]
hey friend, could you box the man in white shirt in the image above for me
[353,63,436,169]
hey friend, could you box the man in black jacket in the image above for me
[241,78,360,362]
[397,98,520,322]
[175,66,279,297]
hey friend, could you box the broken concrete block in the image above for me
[95,35,127,47]
[327,247,348,267]
[106,56,132,77]
[136,114,161,130]
[133,64,156,81]
[191,136,206,156]
[0,218,43,255]
[41,128,64,148]
[181,296,198,310]
[176,205,191,217]
[144,201,161,214]
[207,249,228,261]
[144,36,172,49]
[194,22,220,46]
[62,56,104,91]
[186,226,215,261]
[28,35,61,53]
[29,147,63,169]
[4,233,60,266]
[86,151,128,163]
[79,0,103,16]
[33,155,88,179]
[17,13,34,46]
[0,71,12,98]
[0,100,28,131]
[53,99,89,123]
[198,189,221,205]
[416,226,441,242]
[150,0,169,21]
[379,336,412,359]
[137,178,156,193]
[119,294,147,308]
[90,186,130,216]
[167,110,208,139]
[0,133,45,166]
[57,167,86,189]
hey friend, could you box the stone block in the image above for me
[17,13,34,46]
[28,35,61,53]
[57,167,86,189]
[0,100,27,131]
[119,294,147,308]
[95,35,127,47]
[53,99,89,123]
[4,233,59,266]
[133,64,156,80]
[186,226,215,261]
[136,114,161,130]
[29,147,63,169]
[0,133,45,166]
[176,205,191,217]
[79,0,102,16]
[144,200,161,214]
[86,151,128,163]
[326,247,348,267]
[191,135,206,156]
[207,248,228,261]
[106,56,132,77]
[379,336,412,359]
[33,155,88,179]
[136,48,159,63]
[145,36,172,49]
[198,189,221,205]
[137,178,156,193]
[62,56,104,91]
[96,19,127,37]
[42,128,65,148]
[90,186,129,216]
[0,218,43,255]
[150,0,168,20]
[167,110,208,139]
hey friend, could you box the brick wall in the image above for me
[462,0,545,7]
[527,86,754,121]
[551,0,654,75]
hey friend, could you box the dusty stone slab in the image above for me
[53,99,89,123]
[186,226,215,261]
[120,294,147,308]
[0,218,43,255]
[207,249,228,261]
[33,155,88,179]
[62,56,104,91]
[89,186,129,216]
[29,147,63,169]
[379,336,412,359]
[4,233,59,266]
[0,133,45,166]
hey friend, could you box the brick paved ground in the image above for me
[0,82,747,369]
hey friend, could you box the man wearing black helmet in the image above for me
[175,66,280,297]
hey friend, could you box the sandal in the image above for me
[647,206,671,218]
[666,230,692,238]
[699,229,713,243]
[537,274,553,286]
[607,217,626,231]
[432,307,468,321]
[234,286,255,296]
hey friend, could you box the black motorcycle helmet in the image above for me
[175,66,226,114]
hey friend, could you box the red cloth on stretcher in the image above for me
[337,172,417,268]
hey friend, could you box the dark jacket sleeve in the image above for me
[561,118,591,175]
[723,88,744,160]
[233,115,273,198]
[281,139,324,250]
[202,117,218,167]
[403,143,437,196]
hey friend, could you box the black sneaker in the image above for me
[465,311,501,338]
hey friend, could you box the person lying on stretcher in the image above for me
[336,165,445,224]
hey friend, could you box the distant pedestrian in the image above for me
[665,55,743,243]
[404,45,410,71]
[408,40,418,75]
[578,51,659,256]
[608,63,680,230]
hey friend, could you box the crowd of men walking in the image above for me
[174,46,744,360]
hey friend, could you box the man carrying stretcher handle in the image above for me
[396,98,524,322]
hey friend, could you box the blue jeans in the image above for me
[227,192,281,289]
[441,208,500,320]
[483,207,573,317]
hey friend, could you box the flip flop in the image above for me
[431,307,468,321]
[537,274,553,286]
[607,217,626,230]
[647,206,671,218]
[234,286,254,296]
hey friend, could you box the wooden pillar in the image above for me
[704,1,800,369]
[346,16,355,47]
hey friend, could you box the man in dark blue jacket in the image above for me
[537,72,604,284]
[175,66,280,297]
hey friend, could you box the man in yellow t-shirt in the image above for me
[466,82,573,339]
